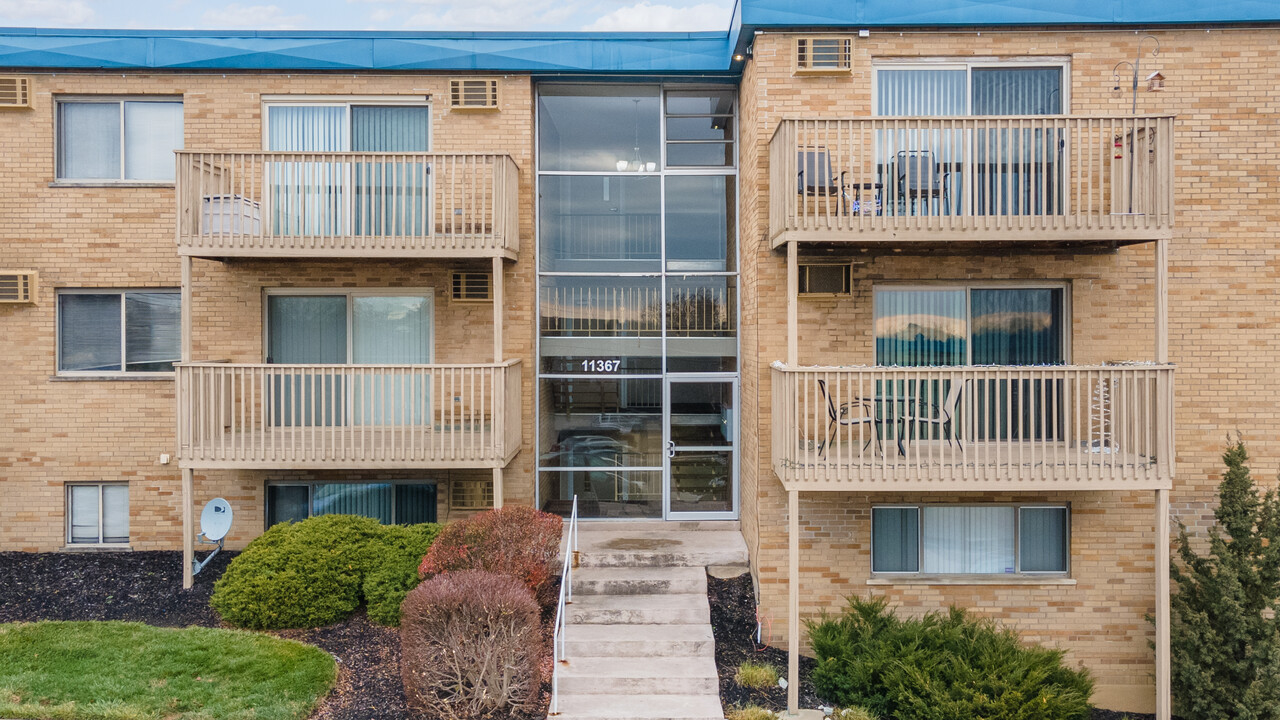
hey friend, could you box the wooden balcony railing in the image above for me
[769,116,1174,246]
[176,152,520,258]
[176,361,522,469]
[771,363,1174,491]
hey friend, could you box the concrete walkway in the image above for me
[555,521,749,720]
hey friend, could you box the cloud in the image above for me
[0,0,94,25]
[404,0,582,30]
[582,1,731,31]
[199,3,309,29]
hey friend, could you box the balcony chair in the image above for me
[898,378,967,455]
[797,148,849,216]
[816,379,882,458]
[895,150,952,215]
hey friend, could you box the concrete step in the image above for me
[574,529,749,568]
[552,692,725,720]
[561,623,714,658]
[556,655,720,695]
[572,566,708,596]
[567,592,710,625]
[577,520,740,532]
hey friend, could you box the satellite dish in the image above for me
[200,498,234,542]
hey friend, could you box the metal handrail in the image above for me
[550,496,579,716]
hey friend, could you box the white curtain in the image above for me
[101,485,130,543]
[124,101,183,181]
[267,105,348,235]
[59,103,120,179]
[353,296,433,426]
[922,505,1016,574]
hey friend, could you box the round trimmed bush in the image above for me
[211,514,440,630]
[418,505,563,605]
[400,569,544,719]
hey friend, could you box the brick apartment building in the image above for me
[3,1,1280,716]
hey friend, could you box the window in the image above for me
[57,98,183,181]
[799,263,851,295]
[266,482,438,526]
[67,483,129,545]
[796,37,852,73]
[58,290,180,375]
[665,89,735,168]
[872,504,1068,575]
[875,62,1065,115]
[874,284,1066,366]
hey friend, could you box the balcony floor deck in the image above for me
[180,424,504,469]
[776,440,1170,492]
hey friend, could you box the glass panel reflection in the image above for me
[665,176,735,272]
[540,175,660,272]
[541,276,662,337]
[666,276,736,337]
[540,470,662,518]
[669,451,732,513]
[666,142,734,167]
[666,90,735,116]
[539,377,663,467]
[669,381,734,448]
[666,116,734,142]
[538,85,660,172]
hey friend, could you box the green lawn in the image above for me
[0,621,336,720]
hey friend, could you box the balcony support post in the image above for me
[181,468,194,590]
[181,256,192,362]
[786,489,800,716]
[1155,238,1168,363]
[492,256,504,363]
[1155,487,1171,720]
[493,468,504,509]
[786,241,798,365]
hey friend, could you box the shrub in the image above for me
[418,505,563,604]
[211,514,440,629]
[808,596,1093,720]
[400,570,544,719]
[1169,438,1280,720]
[734,661,780,689]
[724,705,776,720]
[833,707,878,720]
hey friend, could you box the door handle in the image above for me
[667,440,675,458]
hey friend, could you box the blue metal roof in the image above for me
[738,0,1280,27]
[0,28,736,72]
[1,1,1276,73]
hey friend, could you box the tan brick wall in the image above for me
[737,28,1280,713]
[0,71,537,551]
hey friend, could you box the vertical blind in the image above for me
[874,289,967,366]
[59,103,120,179]
[353,296,434,426]
[314,483,393,524]
[922,505,1016,574]
[971,68,1062,115]
[876,70,967,116]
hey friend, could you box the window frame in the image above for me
[870,502,1071,578]
[259,96,433,152]
[65,482,130,547]
[871,58,1071,115]
[872,280,1072,366]
[261,287,436,365]
[54,96,184,184]
[264,480,439,529]
[56,288,181,378]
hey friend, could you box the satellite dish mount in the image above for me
[193,498,233,578]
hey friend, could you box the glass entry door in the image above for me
[664,376,737,519]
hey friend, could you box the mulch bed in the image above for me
[0,550,555,720]
[706,570,1163,720]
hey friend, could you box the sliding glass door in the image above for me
[266,103,431,236]
[266,292,434,427]
[874,285,1067,443]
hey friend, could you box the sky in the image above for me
[0,0,738,31]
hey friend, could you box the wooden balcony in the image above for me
[771,363,1174,492]
[176,361,522,469]
[769,116,1174,247]
[175,152,520,259]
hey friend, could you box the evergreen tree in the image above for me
[1168,438,1280,719]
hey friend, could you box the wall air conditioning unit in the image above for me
[0,77,31,109]
[795,37,852,73]
[450,479,495,511]
[0,271,36,303]
[449,78,500,110]
[452,271,493,301]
